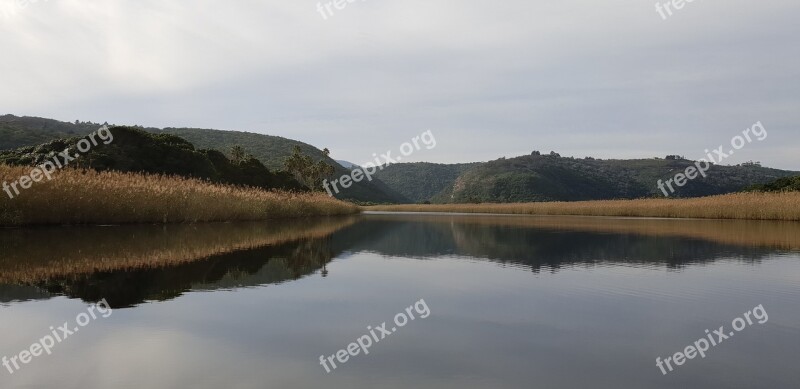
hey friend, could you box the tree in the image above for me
[230,145,247,163]
[284,146,335,191]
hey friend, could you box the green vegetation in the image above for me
[0,126,306,191]
[0,115,407,203]
[745,176,800,192]
[0,114,104,150]
[284,146,336,191]
[154,127,407,203]
[373,162,480,203]
[378,154,797,203]
[4,115,795,204]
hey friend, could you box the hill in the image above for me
[373,162,480,203]
[0,126,305,191]
[336,160,357,169]
[147,128,407,204]
[745,176,800,192]
[0,114,105,149]
[376,154,798,203]
[0,115,407,204]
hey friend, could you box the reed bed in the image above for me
[365,192,800,221]
[0,165,360,226]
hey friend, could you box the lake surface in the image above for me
[1,213,798,388]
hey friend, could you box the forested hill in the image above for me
[0,115,407,204]
[377,154,798,203]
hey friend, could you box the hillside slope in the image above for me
[148,127,407,204]
[0,115,407,203]
[432,154,798,203]
[0,114,104,150]
[0,126,305,191]
[373,162,480,203]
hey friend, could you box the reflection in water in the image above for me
[338,214,800,271]
[0,216,357,283]
[1,214,799,389]
[0,216,357,306]
[1,214,798,306]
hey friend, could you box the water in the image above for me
[1,213,798,388]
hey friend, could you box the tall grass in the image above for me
[365,192,800,221]
[0,165,359,226]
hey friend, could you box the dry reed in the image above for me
[0,164,360,226]
[365,192,800,221]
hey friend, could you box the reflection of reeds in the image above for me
[0,165,360,226]
[0,216,358,284]
[365,192,800,221]
[364,213,800,251]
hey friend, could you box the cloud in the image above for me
[0,0,798,169]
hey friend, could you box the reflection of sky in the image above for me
[1,251,798,389]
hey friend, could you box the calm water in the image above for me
[1,213,798,388]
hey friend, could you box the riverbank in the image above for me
[364,192,800,221]
[0,165,360,226]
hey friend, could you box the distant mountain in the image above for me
[0,114,105,149]
[373,162,480,203]
[336,160,357,169]
[0,115,407,204]
[377,154,798,203]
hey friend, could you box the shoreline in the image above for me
[1,165,360,226]
[363,192,800,221]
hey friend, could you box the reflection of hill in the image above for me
[36,238,337,308]
[0,216,357,284]
[3,214,797,306]
[333,215,799,271]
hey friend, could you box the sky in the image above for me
[0,0,797,169]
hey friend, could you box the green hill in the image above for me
[146,128,407,204]
[373,162,480,203]
[444,155,797,203]
[745,176,800,192]
[0,126,306,191]
[0,114,105,149]
[377,154,797,203]
[0,115,407,204]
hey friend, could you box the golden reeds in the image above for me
[0,164,360,226]
[364,192,800,221]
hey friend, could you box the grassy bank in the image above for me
[0,165,359,226]
[365,192,800,221]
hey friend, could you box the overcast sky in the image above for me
[1,0,797,169]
